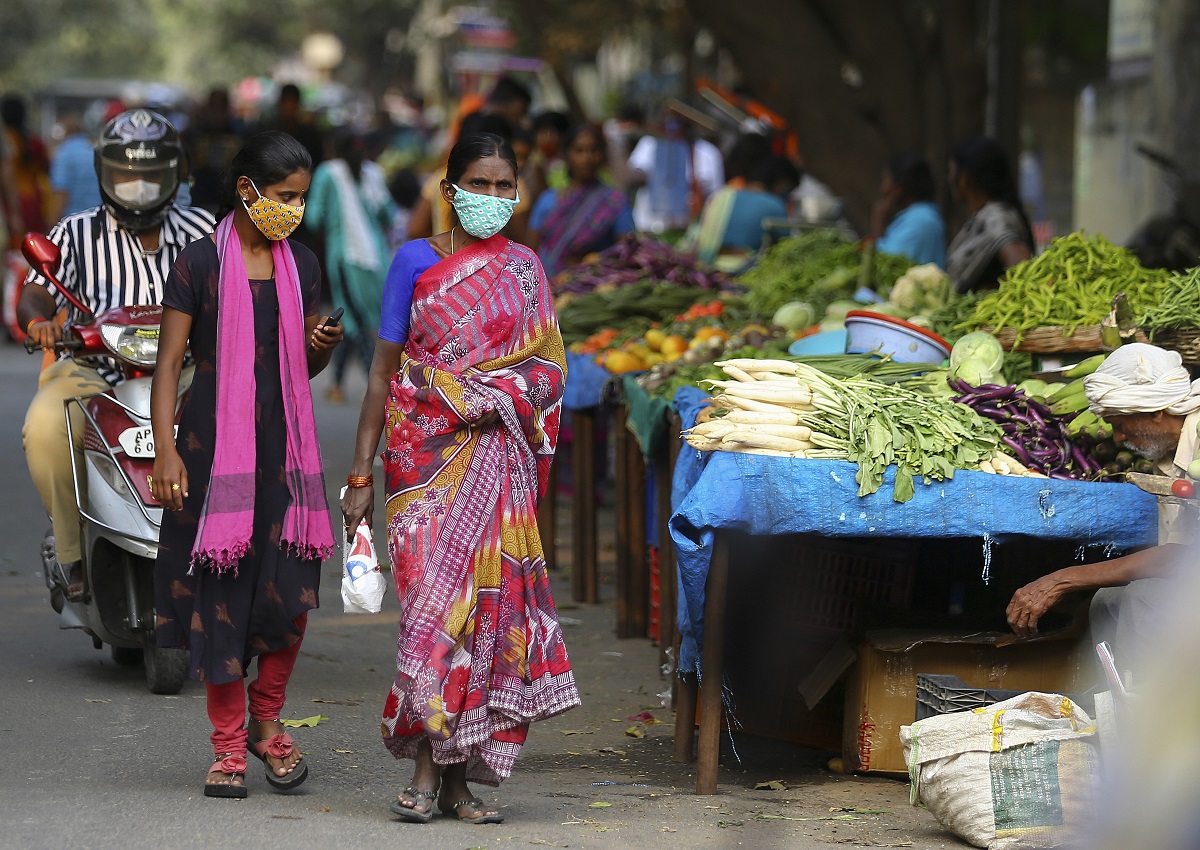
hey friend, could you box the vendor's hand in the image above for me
[340,483,373,543]
[1006,573,1069,638]
[151,448,189,512]
[27,319,61,353]
[309,320,344,352]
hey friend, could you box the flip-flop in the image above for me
[203,753,248,799]
[248,732,308,790]
[439,796,505,824]
[389,786,437,823]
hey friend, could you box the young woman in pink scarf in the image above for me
[149,131,344,799]
[342,133,579,825]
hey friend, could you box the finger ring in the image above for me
[171,483,181,491]
[147,475,153,486]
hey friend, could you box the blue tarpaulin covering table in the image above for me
[665,385,1161,793]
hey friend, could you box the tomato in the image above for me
[1172,479,1195,499]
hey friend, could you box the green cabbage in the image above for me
[948,331,1005,386]
[772,301,817,331]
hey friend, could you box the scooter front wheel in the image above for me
[143,637,188,695]
[111,645,143,667]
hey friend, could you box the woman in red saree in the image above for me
[342,133,579,825]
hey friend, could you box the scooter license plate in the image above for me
[117,425,177,458]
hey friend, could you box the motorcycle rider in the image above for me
[18,109,214,601]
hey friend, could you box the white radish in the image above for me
[721,364,758,383]
[720,430,811,452]
[729,423,813,442]
[979,460,996,474]
[735,447,808,458]
[722,409,801,426]
[715,358,800,375]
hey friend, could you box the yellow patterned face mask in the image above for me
[243,179,304,240]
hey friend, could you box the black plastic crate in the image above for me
[915,674,1022,720]
[915,673,1095,721]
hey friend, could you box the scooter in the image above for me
[22,232,188,694]
[1126,142,1200,272]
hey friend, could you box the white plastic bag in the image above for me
[901,691,1101,850]
[340,487,386,614]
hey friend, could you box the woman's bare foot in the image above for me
[247,718,302,777]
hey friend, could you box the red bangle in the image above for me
[346,475,373,488]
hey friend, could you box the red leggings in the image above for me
[205,613,307,756]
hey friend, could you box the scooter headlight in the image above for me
[100,323,160,366]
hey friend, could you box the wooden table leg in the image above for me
[613,406,632,633]
[673,672,698,763]
[614,405,649,638]
[570,407,598,604]
[538,462,558,571]
[657,428,680,661]
[696,529,730,795]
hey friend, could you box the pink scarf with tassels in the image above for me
[192,214,334,574]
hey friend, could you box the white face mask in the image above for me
[112,179,163,207]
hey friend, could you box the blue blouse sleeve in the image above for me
[379,240,438,344]
[529,189,558,235]
[612,201,636,238]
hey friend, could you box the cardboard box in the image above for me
[842,629,1091,774]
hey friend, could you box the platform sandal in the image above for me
[204,752,248,799]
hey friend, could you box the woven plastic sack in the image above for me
[901,691,1100,849]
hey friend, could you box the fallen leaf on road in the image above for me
[562,817,600,826]
[333,749,355,754]
[754,780,788,791]
[311,697,359,706]
[830,806,889,814]
[528,840,568,847]
[627,711,660,724]
[588,801,612,808]
[84,698,112,703]
[660,827,677,833]
[625,726,645,738]
[281,714,328,728]
[755,813,858,822]
[566,751,581,755]
[560,730,593,735]
[597,747,626,756]
[718,820,744,828]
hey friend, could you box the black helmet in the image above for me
[94,109,182,230]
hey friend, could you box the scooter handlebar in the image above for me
[23,336,82,355]
[1135,142,1179,175]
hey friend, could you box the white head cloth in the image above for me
[1084,343,1200,417]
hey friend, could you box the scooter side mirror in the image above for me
[22,232,61,280]
[20,232,95,322]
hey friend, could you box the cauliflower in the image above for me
[887,263,950,316]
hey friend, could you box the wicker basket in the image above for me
[1146,327,1200,365]
[987,324,1149,353]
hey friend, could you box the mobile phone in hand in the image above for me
[320,306,344,330]
[310,307,344,349]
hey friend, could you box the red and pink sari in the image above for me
[380,234,579,785]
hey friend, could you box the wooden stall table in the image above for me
[665,387,1161,795]
[560,351,616,605]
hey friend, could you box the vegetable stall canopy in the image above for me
[668,386,1160,677]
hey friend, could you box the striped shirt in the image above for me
[25,203,214,383]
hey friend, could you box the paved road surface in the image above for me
[0,341,963,850]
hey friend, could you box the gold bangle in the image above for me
[346,475,373,488]
[26,317,47,334]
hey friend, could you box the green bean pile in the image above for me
[1138,266,1200,332]
[958,233,1172,345]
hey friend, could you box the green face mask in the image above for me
[451,184,518,239]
